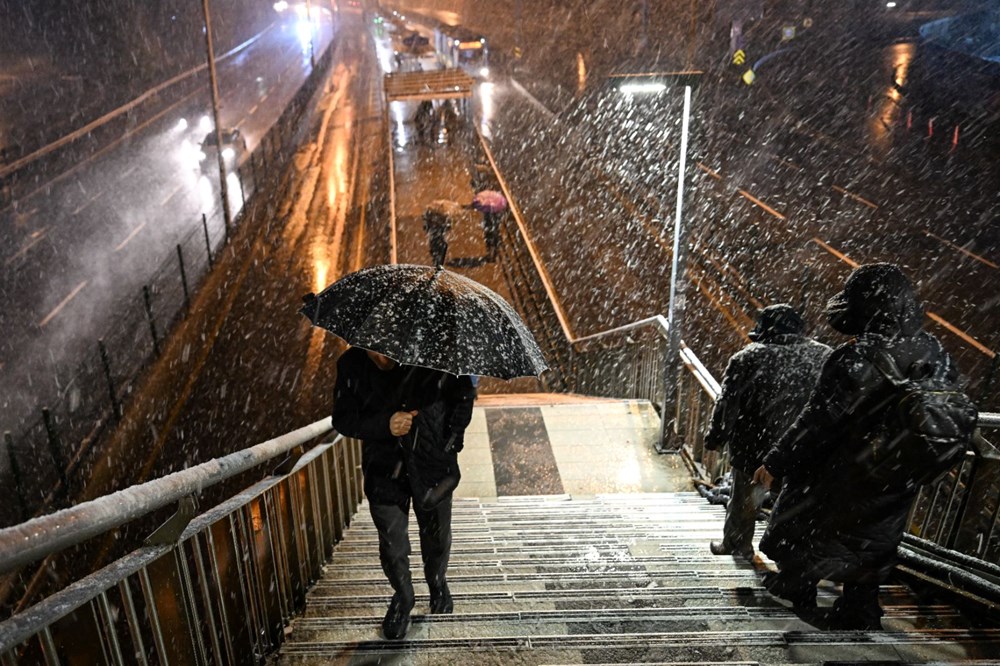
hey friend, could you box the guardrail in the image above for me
[1,43,336,531]
[0,418,362,663]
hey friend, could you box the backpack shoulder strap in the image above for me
[858,345,907,386]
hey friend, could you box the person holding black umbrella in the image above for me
[332,347,476,639]
[302,265,547,640]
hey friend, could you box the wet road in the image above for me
[479,38,999,409]
[0,11,336,433]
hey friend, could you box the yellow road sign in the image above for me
[742,69,756,86]
[732,49,746,66]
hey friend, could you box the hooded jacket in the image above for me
[760,264,959,583]
[331,347,476,508]
[705,304,831,474]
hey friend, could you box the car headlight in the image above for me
[479,67,489,77]
[222,147,235,160]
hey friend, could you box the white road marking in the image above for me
[696,162,722,180]
[738,189,786,220]
[72,192,101,215]
[115,221,148,251]
[832,185,879,210]
[160,183,184,206]
[926,313,997,358]
[39,280,88,328]
[923,230,998,269]
[5,227,49,266]
[811,237,859,267]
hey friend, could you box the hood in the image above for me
[748,303,806,343]
[825,263,924,337]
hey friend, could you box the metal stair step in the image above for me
[278,627,1000,665]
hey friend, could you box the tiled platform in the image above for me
[456,398,690,499]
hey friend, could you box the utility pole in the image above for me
[201,0,233,237]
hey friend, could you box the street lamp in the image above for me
[610,71,702,453]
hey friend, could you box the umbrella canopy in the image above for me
[472,189,507,214]
[300,264,548,379]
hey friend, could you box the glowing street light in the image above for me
[610,70,703,451]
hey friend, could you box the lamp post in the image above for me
[200,0,233,238]
[611,71,702,453]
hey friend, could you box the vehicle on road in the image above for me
[433,25,490,78]
[199,129,247,173]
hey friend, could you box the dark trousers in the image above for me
[836,581,882,623]
[428,234,448,266]
[482,214,500,258]
[722,467,757,551]
[369,496,453,600]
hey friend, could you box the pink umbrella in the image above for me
[471,189,507,214]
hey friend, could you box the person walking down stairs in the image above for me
[704,304,830,561]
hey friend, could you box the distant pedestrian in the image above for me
[753,264,974,629]
[413,100,434,144]
[471,190,506,262]
[704,304,830,561]
[482,212,501,260]
[423,208,451,266]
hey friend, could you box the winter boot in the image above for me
[382,591,415,640]
[710,540,755,562]
[825,584,883,630]
[762,570,817,609]
[429,581,454,614]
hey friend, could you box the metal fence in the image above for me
[1,44,336,529]
[0,419,360,665]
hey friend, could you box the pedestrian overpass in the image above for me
[1,199,998,665]
[2,78,1000,666]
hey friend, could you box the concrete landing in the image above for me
[457,398,689,499]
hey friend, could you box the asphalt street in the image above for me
[0,10,336,433]
[482,40,999,408]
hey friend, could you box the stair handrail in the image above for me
[0,417,334,575]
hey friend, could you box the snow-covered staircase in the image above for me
[277,492,1000,665]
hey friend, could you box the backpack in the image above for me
[864,349,978,491]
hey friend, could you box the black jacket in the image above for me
[704,332,830,474]
[331,348,476,508]
[760,264,959,583]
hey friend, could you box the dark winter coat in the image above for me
[704,306,830,475]
[760,264,959,584]
[331,347,476,509]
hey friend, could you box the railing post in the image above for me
[142,285,160,356]
[202,213,214,268]
[4,432,28,521]
[98,338,121,421]
[176,244,191,311]
[41,408,70,496]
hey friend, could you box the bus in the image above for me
[433,25,490,78]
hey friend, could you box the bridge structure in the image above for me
[1,14,1000,666]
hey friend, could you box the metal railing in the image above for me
[1,43,336,530]
[0,418,364,664]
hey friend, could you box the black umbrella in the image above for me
[300,264,548,379]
